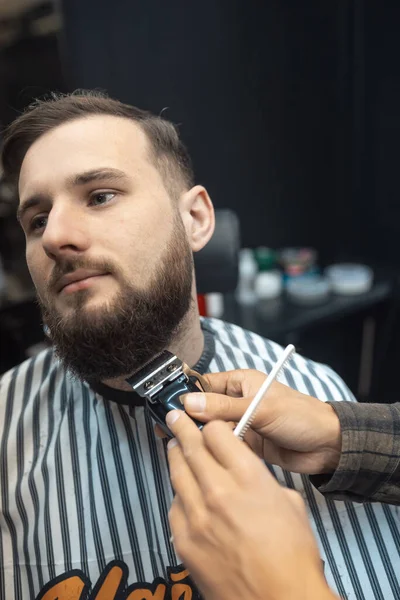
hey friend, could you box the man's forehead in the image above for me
[25,114,149,159]
[19,115,152,193]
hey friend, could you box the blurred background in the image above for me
[1,0,400,403]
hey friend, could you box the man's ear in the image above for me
[179,185,215,252]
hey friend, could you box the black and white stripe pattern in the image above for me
[0,317,399,599]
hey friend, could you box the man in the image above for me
[0,91,398,600]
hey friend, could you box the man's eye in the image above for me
[90,192,116,206]
[30,215,48,232]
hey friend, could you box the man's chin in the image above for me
[55,289,117,316]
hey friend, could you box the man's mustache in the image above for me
[48,258,117,292]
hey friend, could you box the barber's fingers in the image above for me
[182,390,265,456]
[183,392,254,424]
[260,437,284,466]
[166,410,231,493]
[201,420,277,487]
[284,488,308,516]
[202,369,266,398]
[167,411,278,497]
[154,419,236,439]
[168,496,190,550]
[167,439,207,522]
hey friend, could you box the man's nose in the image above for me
[42,206,90,261]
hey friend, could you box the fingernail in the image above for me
[166,410,182,426]
[167,438,178,451]
[184,393,206,413]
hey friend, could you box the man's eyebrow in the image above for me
[16,195,46,223]
[68,168,129,187]
[16,169,129,223]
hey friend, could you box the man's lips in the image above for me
[55,269,109,294]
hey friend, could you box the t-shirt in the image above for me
[1,318,399,600]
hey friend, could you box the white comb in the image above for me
[233,344,296,440]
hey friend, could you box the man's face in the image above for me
[18,115,194,380]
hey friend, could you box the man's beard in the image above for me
[38,215,194,382]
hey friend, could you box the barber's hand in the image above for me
[166,410,337,600]
[182,369,342,475]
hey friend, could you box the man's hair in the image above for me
[1,90,194,195]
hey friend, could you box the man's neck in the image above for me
[101,300,204,392]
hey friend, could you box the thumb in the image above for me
[182,391,252,423]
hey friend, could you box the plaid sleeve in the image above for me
[310,401,400,504]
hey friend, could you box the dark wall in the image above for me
[60,0,356,264]
[0,32,66,282]
[0,34,65,126]
[353,2,400,267]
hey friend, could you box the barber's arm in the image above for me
[310,400,400,504]
[166,410,337,600]
[181,370,400,505]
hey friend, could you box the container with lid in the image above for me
[286,275,331,305]
[325,264,373,295]
[254,270,283,300]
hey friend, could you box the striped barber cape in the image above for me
[1,317,399,599]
